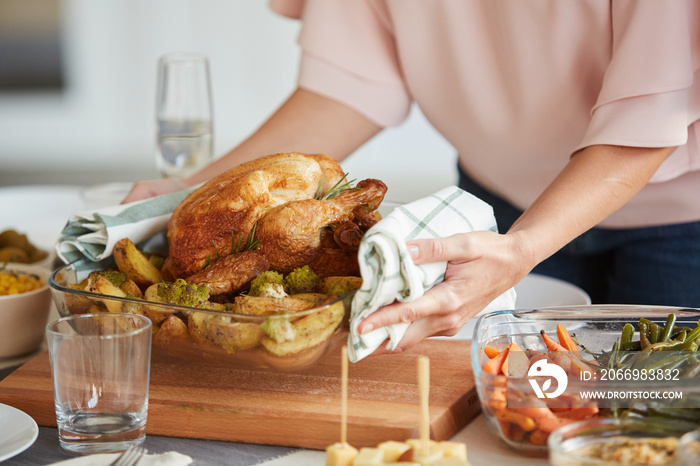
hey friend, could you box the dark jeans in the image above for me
[457,166,700,307]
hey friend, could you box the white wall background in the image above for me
[0,0,456,202]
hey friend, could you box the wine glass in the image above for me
[155,52,214,179]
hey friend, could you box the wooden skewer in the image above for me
[341,345,349,445]
[418,355,430,458]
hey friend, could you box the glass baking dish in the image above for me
[50,259,353,371]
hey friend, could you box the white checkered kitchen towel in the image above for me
[56,189,193,265]
[348,186,517,362]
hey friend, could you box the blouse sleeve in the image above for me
[269,0,412,127]
[574,0,700,183]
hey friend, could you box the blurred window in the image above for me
[0,0,64,91]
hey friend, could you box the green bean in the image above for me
[639,317,655,328]
[619,323,635,350]
[685,324,700,346]
[660,313,676,342]
[670,326,694,339]
[682,340,698,352]
[649,323,662,344]
[621,340,641,352]
[639,322,652,351]
[647,339,687,352]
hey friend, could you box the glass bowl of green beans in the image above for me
[471,305,700,454]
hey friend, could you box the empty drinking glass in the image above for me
[47,313,152,453]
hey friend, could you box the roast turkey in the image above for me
[164,152,387,296]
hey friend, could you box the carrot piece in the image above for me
[540,329,568,352]
[529,429,549,446]
[492,375,508,388]
[510,399,578,433]
[555,406,599,420]
[483,347,510,375]
[557,324,578,352]
[496,409,536,432]
[484,344,501,359]
[509,423,526,442]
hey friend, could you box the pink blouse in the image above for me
[270,0,700,228]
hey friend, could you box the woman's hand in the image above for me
[356,229,534,354]
[121,178,187,204]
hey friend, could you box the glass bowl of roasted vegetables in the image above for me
[49,247,359,371]
[471,305,700,454]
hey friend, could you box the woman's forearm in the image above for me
[507,144,676,269]
[183,88,383,187]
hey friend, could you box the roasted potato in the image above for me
[286,293,327,306]
[153,315,190,347]
[188,312,265,354]
[120,278,144,299]
[64,281,93,313]
[143,284,175,324]
[232,295,315,315]
[85,275,128,314]
[261,300,345,356]
[112,238,162,290]
[318,276,363,296]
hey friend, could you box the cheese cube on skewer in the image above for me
[405,438,438,453]
[377,441,411,462]
[326,442,358,466]
[353,447,384,466]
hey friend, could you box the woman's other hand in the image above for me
[356,230,533,354]
[121,178,187,204]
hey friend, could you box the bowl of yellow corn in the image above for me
[0,262,53,358]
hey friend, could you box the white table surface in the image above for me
[0,184,590,465]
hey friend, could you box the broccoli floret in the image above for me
[284,265,319,294]
[249,270,284,297]
[89,270,127,288]
[260,316,296,343]
[256,282,289,298]
[156,279,210,307]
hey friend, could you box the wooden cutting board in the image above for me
[0,339,479,449]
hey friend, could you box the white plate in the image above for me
[0,403,39,462]
[513,273,591,309]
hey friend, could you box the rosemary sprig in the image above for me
[315,173,357,200]
[231,231,242,255]
[231,222,260,254]
[201,254,211,270]
[202,224,260,271]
